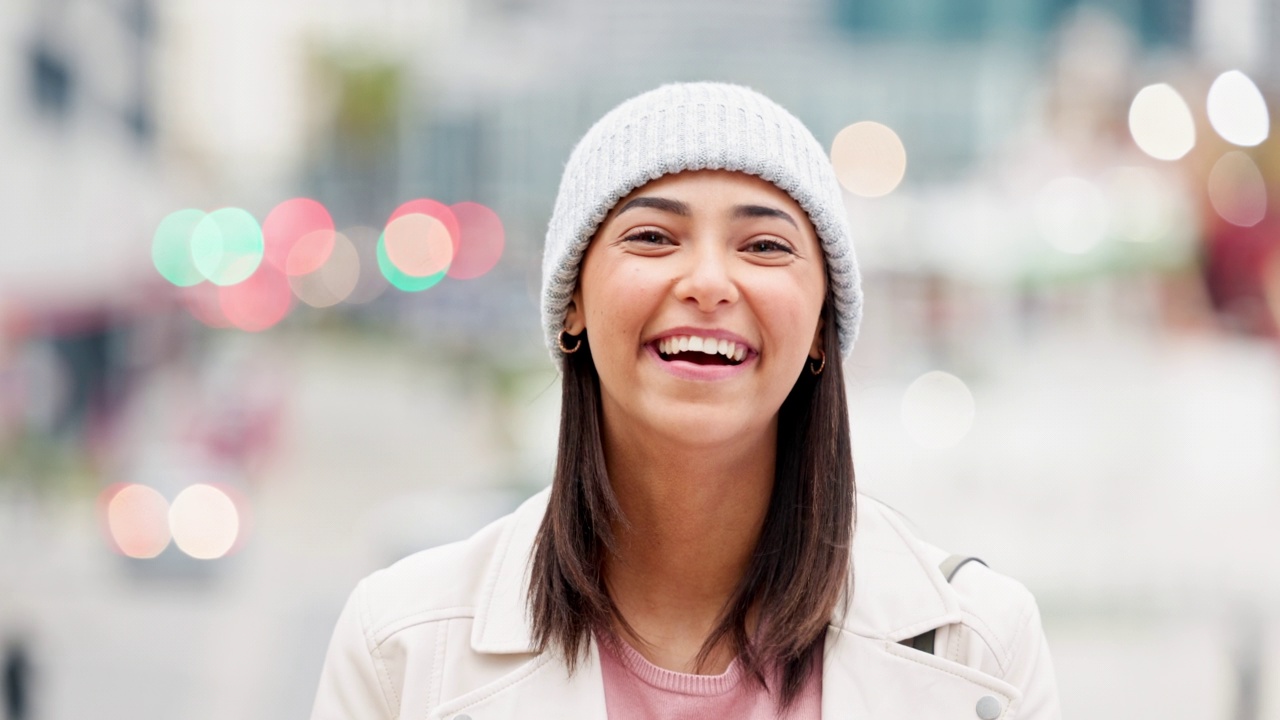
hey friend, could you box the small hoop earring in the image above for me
[808,351,826,376]
[558,330,583,354]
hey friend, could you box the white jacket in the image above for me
[311,489,1061,719]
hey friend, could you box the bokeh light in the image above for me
[830,121,907,197]
[169,484,240,560]
[1207,71,1269,147]
[289,231,360,308]
[1207,151,1267,227]
[448,202,505,279]
[152,209,207,287]
[901,371,975,449]
[191,207,265,286]
[1128,83,1195,161]
[377,232,446,291]
[219,265,292,331]
[263,198,335,272]
[103,484,171,559]
[383,213,454,277]
[388,199,460,252]
[375,199,460,291]
[1034,176,1109,254]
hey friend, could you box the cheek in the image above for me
[584,264,668,352]
[752,274,825,339]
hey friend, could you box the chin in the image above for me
[641,401,768,449]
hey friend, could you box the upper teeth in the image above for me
[656,335,748,362]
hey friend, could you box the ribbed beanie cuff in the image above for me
[541,82,862,366]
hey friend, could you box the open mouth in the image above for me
[653,335,750,366]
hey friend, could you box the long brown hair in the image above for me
[529,297,855,708]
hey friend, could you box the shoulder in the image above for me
[943,555,1041,669]
[937,549,1059,716]
[355,488,549,639]
[853,495,1060,715]
[855,493,1040,621]
[311,490,550,719]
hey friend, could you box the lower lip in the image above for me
[645,344,755,381]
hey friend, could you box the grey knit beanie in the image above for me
[541,82,862,365]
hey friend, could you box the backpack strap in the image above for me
[903,628,937,654]
[939,554,988,583]
[899,555,987,655]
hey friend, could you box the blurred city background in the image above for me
[1,0,1278,717]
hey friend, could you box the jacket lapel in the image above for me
[430,490,608,719]
[469,488,544,655]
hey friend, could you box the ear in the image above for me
[564,287,587,335]
[808,314,825,360]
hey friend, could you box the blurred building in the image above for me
[1,0,162,304]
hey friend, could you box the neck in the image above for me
[600,415,776,673]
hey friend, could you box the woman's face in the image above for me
[566,169,827,449]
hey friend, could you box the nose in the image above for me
[673,242,739,312]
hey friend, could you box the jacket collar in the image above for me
[471,488,961,654]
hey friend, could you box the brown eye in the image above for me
[745,239,794,254]
[623,230,673,245]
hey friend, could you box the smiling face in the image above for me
[565,169,828,449]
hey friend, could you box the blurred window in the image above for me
[833,0,994,41]
[834,0,1191,47]
[1136,0,1192,48]
[28,43,73,119]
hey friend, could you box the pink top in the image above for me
[597,634,822,720]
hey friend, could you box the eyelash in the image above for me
[622,230,672,245]
[744,239,795,255]
[622,231,795,255]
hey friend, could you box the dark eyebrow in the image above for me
[732,204,798,229]
[615,196,690,217]
[615,197,798,230]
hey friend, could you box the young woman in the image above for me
[312,83,1060,719]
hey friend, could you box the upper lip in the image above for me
[645,326,758,354]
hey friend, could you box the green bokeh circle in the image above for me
[377,233,446,291]
[191,208,264,286]
[152,209,207,287]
